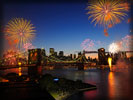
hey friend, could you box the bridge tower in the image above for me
[77,52,87,70]
[98,48,107,65]
[28,48,46,80]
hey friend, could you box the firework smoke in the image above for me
[81,38,105,51]
[23,43,35,51]
[108,35,133,54]
[108,42,120,53]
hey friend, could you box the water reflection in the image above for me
[108,72,116,98]
[43,68,133,100]
[18,67,22,76]
[1,65,133,100]
[83,90,96,100]
[0,67,28,76]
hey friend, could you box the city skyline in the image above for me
[2,1,131,58]
[0,1,133,100]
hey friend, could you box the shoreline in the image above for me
[50,84,97,100]
[39,74,97,100]
[64,86,97,100]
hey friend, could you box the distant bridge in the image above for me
[0,62,87,70]
[84,51,133,54]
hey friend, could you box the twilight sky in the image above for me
[2,1,131,57]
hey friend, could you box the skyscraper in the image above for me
[78,52,82,58]
[54,52,57,57]
[70,54,73,60]
[41,48,46,56]
[59,51,64,57]
[50,48,55,56]
[74,54,76,59]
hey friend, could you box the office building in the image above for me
[50,48,55,56]
[78,52,82,58]
[74,54,76,59]
[59,51,64,57]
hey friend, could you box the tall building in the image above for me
[78,52,82,58]
[41,48,46,56]
[74,54,76,59]
[98,48,106,65]
[54,52,57,57]
[50,48,55,56]
[70,54,73,60]
[59,51,64,57]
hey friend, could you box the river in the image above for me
[1,65,133,100]
[43,66,133,100]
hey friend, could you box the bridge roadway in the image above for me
[84,51,133,53]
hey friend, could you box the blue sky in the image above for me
[2,2,130,57]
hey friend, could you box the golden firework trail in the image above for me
[86,0,129,28]
[5,18,36,50]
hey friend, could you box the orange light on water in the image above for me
[18,62,22,66]
[2,79,9,82]
[108,57,112,69]
[19,67,22,76]
[19,73,22,76]
[108,72,115,98]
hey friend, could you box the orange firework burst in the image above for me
[4,18,36,50]
[104,32,109,37]
[86,0,129,28]
[108,24,113,28]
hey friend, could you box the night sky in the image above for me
[2,1,131,57]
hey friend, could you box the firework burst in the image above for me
[81,39,94,51]
[3,49,27,65]
[81,38,105,51]
[23,43,35,51]
[5,18,36,50]
[121,35,133,51]
[86,0,129,28]
[108,42,120,54]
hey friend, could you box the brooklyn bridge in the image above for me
[0,48,133,71]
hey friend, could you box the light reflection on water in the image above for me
[108,72,116,98]
[0,67,28,76]
[0,65,133,100]
[43,66,133,100]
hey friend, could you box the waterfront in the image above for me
[0,64,133,100]
[43,66,133,100]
